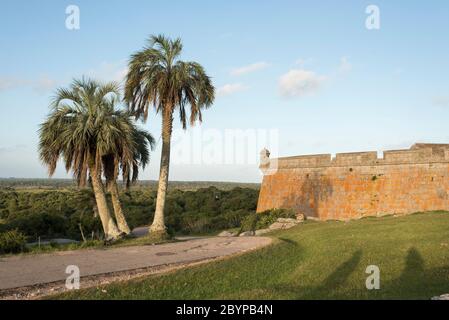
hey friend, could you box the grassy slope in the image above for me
[57,211,449,300]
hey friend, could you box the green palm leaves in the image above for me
[39,78,154,240]
[39,79,128,183]
[125,34,215,125]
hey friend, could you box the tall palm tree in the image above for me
[103,128,155,234]
[39,78,135,240]
[125,34,215,237]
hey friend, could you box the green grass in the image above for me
[55,211,449,300]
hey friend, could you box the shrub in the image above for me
[256,208,296,230]
[0,229,27,254]
[239,214,258,233]
[239,208,297,233]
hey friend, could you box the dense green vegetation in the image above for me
[57,211,449,300]
[0,186,259,244]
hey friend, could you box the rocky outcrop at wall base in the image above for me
[257,143,449,221]
[431,294,449,300]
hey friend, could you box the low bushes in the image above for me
[239,208,297,233]
[0,229,27,254]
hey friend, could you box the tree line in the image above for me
[0,187,259,241]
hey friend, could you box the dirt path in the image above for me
[0,236,271,296]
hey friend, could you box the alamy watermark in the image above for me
[365,265,380,290]
[66,5,80,30]
[365,5,380,30]
[170,127,279,170]
[65,265,80,290]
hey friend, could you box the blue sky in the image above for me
[1,0,448,182]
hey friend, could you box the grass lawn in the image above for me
[55,211,449,300]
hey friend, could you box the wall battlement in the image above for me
[257,143,449,221]
[261,144,449,171]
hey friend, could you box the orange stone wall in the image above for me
[257,144,449,220]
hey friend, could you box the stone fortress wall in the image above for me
[257,143,449,220]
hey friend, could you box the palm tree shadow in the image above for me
[278,237,299,246]
[268,250,362,299]
[397,247,425,282]
[384,247,427,298]
[309,250,363,297]
[267,247,447,299]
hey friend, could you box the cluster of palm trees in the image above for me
[38,35,215,241]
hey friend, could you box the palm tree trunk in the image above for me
[150,110,173,235]
[108,180,131,234]
[89,164,121,240]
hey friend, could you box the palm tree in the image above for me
[39,78,136,240]
[125,34,215,237]
[123,128,156,191]
[103,128,155,234]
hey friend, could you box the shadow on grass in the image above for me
[303,250,363,299]
[278,237,299,246]
[268,250,363,299]
[318,250,362,291]
[381,247,430,299]
[399,248,425,281]
[268,247,448,299]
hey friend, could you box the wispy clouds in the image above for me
[0,75,57,93]
[0,144,27,154]
[0,61,127,95]
[216,83,246,97]
[85,61,128,83]
[294,57,314,67]
[279,69,327,98]
[393,68,404,76]
[433,96,449,107]
[230,62,270,76]
[338,56,352,74]
[0,77,24,91]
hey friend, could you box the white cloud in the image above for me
[278,69,327,98]
[216,83,246,97]
[433,96,449,107]
[230,62,270,76]
[338,56,352,74]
